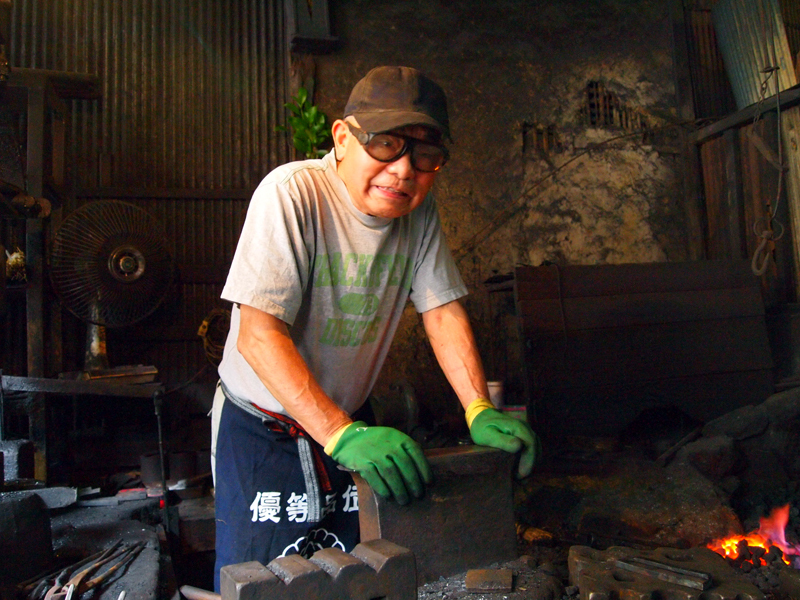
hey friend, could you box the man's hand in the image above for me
[469,408,540,478]
[329,421,432,505]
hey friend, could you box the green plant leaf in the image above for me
[288,116,305,130]
[296,86,308,108]
[277,82,330,159]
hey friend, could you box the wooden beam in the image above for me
[689,85,800,144]
[7,68,100,100]
[723,129,745,259]
[672,0,706,259]
[75,188,253,200]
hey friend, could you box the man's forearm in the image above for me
[237,304,353,446]
[421,299,489,410]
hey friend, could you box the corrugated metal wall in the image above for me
[684,0,737,119]
[712,0,797,111]
[780,1,800,64]
[9,0,290,189]
[7,0,290,391]
[684,0,798,306]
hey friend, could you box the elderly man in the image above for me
[212,65,539,590]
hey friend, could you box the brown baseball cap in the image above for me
[344,66,451,140]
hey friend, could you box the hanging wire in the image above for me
[197,307,230,366]
[750,0,787,277]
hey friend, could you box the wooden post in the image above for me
[780,106,800,301]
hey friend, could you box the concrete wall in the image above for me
[313,0,690,428]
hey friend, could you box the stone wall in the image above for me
[312,0,690,426]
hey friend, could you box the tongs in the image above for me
[42,541,144,600]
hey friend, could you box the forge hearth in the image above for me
[516,386,800,555]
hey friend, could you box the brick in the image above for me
[465,568,514,592]
[355,445,517,585]
[351,539,417,600]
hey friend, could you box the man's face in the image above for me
[333,118,440,219]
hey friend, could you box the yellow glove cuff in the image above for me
[323,422,354,456]
[465,397,496,429]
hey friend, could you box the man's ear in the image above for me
[332,119,349,159]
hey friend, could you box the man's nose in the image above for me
[386,151,415,179]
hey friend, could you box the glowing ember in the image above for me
[707,505,800,566]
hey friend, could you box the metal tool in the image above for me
[614,557,713,590]
[20,543,121,598]
[80,543,144,593]
[37,568,71,600]
[43,542,143,600]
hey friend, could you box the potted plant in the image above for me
[279,84,330,159]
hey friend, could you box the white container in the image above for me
[486,381,504,408]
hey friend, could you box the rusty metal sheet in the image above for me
[353,445,517,585]
[568,545,765,600]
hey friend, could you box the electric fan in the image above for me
[50,200,175,378]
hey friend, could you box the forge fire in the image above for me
[708,505,800,568]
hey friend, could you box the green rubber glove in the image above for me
[469,409,540,478]
[330,421,432,505]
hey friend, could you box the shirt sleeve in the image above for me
[221,177,311,325]
[408,195,468,313]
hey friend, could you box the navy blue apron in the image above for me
[213,397,360,591]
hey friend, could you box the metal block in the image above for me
[220,561,279,600]
[0,493,53,583]
[568,545,764,600]
[266,554,331,599]
[310,547,380,600]
[354,445,517,585]
[0,440,35,481]
[221,543,417,600]
[351,539,417,600]
[0,486,77,510]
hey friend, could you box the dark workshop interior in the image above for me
[2,0,800,599]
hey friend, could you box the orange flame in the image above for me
[707,505,799,566]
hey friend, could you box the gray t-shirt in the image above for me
[218,151,467,416]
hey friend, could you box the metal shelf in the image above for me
[1,375,163,398]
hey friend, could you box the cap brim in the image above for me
[350,110,451,141]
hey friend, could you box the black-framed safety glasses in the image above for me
[347,123,449,173]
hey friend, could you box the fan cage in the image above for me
[50,200,175,328]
